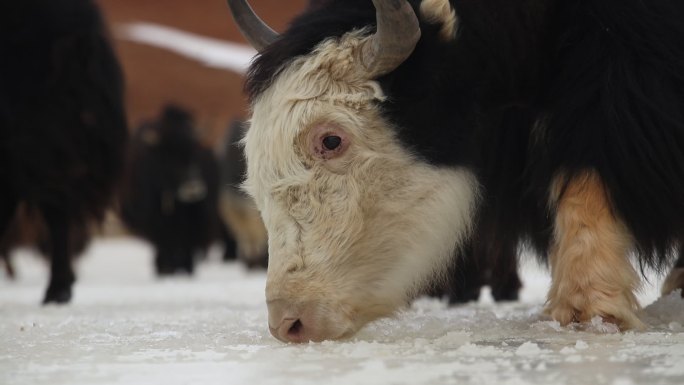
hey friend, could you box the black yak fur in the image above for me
[121,106,220,275]
[0,0,127,303]
[246,0,684,291]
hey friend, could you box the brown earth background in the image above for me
[97,0,308,147]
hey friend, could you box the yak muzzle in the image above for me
[267,299,351,343]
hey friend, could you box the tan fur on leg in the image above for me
[545,171,645,330]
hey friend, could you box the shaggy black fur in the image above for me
[246,0,684,285]
[121,106,220,275]
[0,0,127,303]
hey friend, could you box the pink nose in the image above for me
[267,299,317,343]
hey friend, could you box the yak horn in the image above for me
[226,0,279,51]
[361,0,421,78]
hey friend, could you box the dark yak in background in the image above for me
[121,106,221,275]
[0,0,127,303]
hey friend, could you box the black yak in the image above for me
[227,0,684,342]
[0,0,127,303]
[121,106,220,275]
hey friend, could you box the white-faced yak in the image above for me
[227,0,684,342]
[0,0,127,303]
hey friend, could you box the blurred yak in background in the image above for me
[218,120,268,269]
[120,106,221,275]
[0,0,127,303]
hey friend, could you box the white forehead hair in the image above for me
[242,29,387,206]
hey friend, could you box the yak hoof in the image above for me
[43,286,72,304]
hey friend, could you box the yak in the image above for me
[227,0,684,342]
[218,120,269,269]
[121,106,221,275]
[0,0,127,303]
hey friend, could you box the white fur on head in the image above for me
[243,30,478,339]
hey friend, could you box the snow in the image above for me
[2,238,684,385]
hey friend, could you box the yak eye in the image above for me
[322,135,342,150]
[309,124,348,161]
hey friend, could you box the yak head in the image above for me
[228,0,477,342]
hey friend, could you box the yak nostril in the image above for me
[287,319,303,337]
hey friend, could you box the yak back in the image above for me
[0,0,127,223]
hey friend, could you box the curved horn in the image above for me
[226,0,279,51]
[361,0,421,78]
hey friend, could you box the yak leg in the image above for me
[545,171,643,329]
[155,245,175,276]
[1,253,15,280]
[181,246,195,275]
[490,238,522,302]
[220,219,238,262]
[662,249,684,297]
[0,198,17,279]
[0,193,17,241]
[446,235,521,304]
[42,208,75,304]
[445,244,485,304]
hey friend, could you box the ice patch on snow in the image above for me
[515,342,548,356]
[584,316,622,334]
[575,340,589,350]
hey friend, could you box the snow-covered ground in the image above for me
[1,238,683,385]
